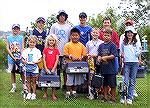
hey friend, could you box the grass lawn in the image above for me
[0,69,149,108]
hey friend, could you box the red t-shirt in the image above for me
[99,28,119,49]
[43,48,60,69]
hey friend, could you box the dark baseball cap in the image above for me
[36,17,46,23]
[79,12,87,18]
[12,24,20,29]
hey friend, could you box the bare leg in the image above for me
[52,88,57,101]
[11,73,16,84]
[43,88,48,99]
[26,77,31,93]
[32,76,37,94]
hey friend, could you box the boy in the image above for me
[32,17,47,69]
[74,12,92,46]
[6,24,25,92]
[50,10,71,89]
[63,28,86,99]
[97,28,117,102]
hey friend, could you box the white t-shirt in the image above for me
[50,22,72,55]
[22,47,42,73]
[86,39,103,55]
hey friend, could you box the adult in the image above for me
[74,12,92,46]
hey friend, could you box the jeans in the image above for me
[121,62,139,100]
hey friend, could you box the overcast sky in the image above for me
[0,0,121,31]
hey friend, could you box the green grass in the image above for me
[0,70,149,108]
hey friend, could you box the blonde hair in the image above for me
[45,34,58,48]
[28,35,38,43]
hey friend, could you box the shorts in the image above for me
[102,74,116,88]
[66,74,84,86]
[26,72,38,77]
[8,63,22,74]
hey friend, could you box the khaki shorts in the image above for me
[38,59,44,70]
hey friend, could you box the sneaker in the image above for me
[127,99,132,105]
[65,92,70,99]
[133,90,138,97]
[120,99,125,104]
[10,87,16,93]
[72,93,78,98]
[26,93,32,100]
[87,94,94,100]
[31,93,36,100]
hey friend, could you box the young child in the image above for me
[63,28,86,99]
[6,24,25,93]
[33,17,47,70]
[42,34,59,101]
[86,28,103,99]
[120,26,141,105]
[22,36,42,100]
[97,28,117,103]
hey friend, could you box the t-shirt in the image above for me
[32,28,47,52]
[63,42,86,60]
[43,48,60,69]
[7,34,23,64]
[86,39,103,55]
[74,25,92,46]
[50,22,71,55]
[22,47,42,73]
[99,28,119,49]
[98,41,117,75]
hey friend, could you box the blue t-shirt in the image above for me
[7,34,23,64]
[32,29,47,52]
[74,25,92,46]
[98,41,117,75]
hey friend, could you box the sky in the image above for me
[0,0,121,31]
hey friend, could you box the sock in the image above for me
[12,83,16,88]
[72,91,76,94]
[66,91,71,95]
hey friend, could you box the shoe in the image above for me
[127,99,132,105]
[87,94,94,100]
[10,87,16,93]
[133,90,138,97]
[26,93,32,100]
[72,93,78,98]
[31,93,36,100]
[65,92,70,99]
[120,99,125,104]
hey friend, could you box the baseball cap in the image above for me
[12,24,20,29]
[125,19,133,26]
[58,10,67,15]
[36,17,46,23]
[79,12,87,18]
[57,10,68,21]
[125,26,136,34]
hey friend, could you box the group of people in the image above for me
[6,10,141,104]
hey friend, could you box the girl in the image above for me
[22,35,42,100]
[42,34,59,101]
[120,26,141,105]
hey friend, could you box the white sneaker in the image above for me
[31,93,36,100]
[127,99,132,105]
[120,99,125,104]
[26,93,32,100]
[133,90,138,97]
[10,87,16,93]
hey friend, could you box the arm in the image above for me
[6,41,16,61]
[43,54,49,74]
[51,55,59,73]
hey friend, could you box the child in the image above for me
[63,28,86,99]
[120,26,141,105]
[86,28,103,99]
[42,34,59,101]
[33,17,47,69]
[97,28,117,103]
[6,24,25,93]
[22,36,42,100]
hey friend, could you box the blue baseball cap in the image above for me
[36,17,46,23]
[79,12,87,18]
[12,24,20,29]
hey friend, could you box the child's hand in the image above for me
[97,56,102,62]
[45,68,49,74]
[101,56,107,62]
[51,68,55,74]
[121,53,124,58]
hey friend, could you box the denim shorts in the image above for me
[26,72,38,77]
[102,74,116,88]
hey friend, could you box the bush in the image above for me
[0,39,7,69]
